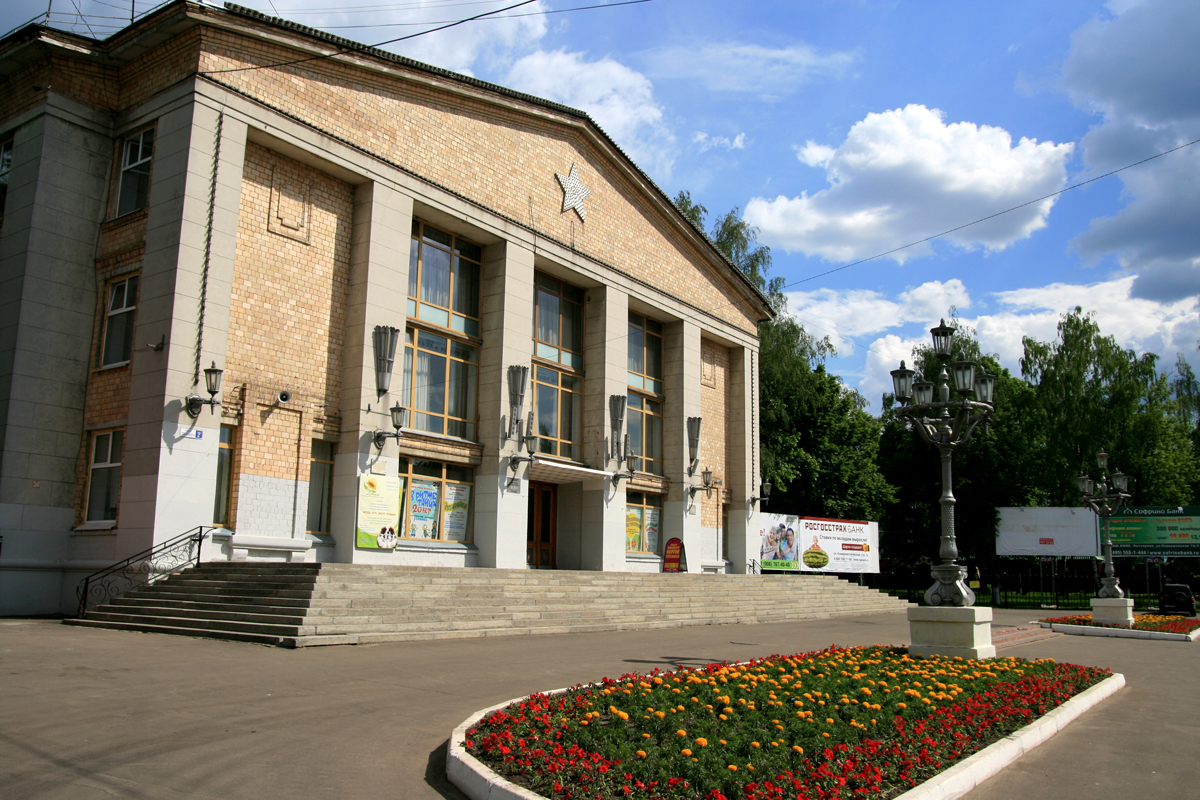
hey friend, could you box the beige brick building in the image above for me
[0,2,771,614]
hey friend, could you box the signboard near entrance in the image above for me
[356,474,401,549]
[1109,507,1200,557]
[662,538,687,573]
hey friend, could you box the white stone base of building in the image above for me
[907,605,996,660]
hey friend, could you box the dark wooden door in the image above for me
[527,482,557,569]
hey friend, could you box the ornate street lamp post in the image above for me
[890,320,995,608]
[1077,452,1131,599]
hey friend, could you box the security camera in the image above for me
[276,389,292,404]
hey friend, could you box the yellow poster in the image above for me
[626,508,643,551]
[356,474,401,549]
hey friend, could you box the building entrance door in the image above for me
[527,482,557,569]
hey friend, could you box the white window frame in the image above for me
[86,429,124,522]
[101,275,138,367]
[116,128,154,217]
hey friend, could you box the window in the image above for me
[86,430,123,522]
[101,275,138,367]
[116,128,154,217]
[408,220,481,337]
[0,138,12,222]
[627,312,664,475]
[532,273,584,370]
[213,426,235,527]
[533,365,582,461]
[400,327,478,439]
[306,440,335,534]
[398,458,474,543]
[626,394,663,475]
[625,492,663,553]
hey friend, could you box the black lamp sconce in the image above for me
[688,466,714,500]
[750,480,773,510]
[185,361,224,419]
[373,402,408,450]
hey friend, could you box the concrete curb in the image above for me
[446,673,1126,800]
[1038,622,1200,642]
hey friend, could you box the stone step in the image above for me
[73,563,914,647]
[63,617,300,646]
[80,610,314,636]
[992,624,1064,650]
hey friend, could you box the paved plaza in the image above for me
[2,608,1196,800]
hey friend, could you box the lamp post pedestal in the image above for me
[907,606,996,660]
[1090,597,1134,627]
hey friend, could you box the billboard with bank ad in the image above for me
[1108,506,1200,557]
[759,515,879,573]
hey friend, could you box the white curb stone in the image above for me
[446,674,1125,800]
[1044,622,1200,642]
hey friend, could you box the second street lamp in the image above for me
[890,320,995,608]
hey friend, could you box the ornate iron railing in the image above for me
[75,526,213,617]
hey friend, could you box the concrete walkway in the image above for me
[1,608,1196,799]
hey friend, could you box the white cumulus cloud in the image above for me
[693,132,746,152]
[1063,0,1200,301]
[504,49,676,177]
[744,104,1074,264]
[642,41,857,99]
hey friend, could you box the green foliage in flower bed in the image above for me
[464,645,1109,800]
[1041,613,1200,634]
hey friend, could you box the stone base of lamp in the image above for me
[908,606,995,660]
[1090,597,1134,627]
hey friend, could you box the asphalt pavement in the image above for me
[1,608,1196,800]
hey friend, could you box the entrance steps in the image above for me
[64,562,915,647]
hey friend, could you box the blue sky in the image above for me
[7,0,1198,408]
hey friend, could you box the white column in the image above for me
[119,102,246,554]
[331,181,413,564]
[662,320,703,571]
[472,240,535,569]
[725,345,759,574]
[580,285,628,572]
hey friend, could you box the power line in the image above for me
[286,0,653,29]
[200,0,652,76]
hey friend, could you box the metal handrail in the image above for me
[747,559,761,575]
[75,526,213,617]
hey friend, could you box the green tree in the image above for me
[673,190,894,521]
[1020,307,1198,506]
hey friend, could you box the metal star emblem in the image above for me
[555,163,591,222]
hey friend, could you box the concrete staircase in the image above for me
[63,562,915,647]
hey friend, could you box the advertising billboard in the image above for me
[1108,507,1200,557]
[759,514,879,574]
[996,507,1099,557]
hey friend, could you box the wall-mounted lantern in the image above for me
[185,361,224,418]
[372,325,400,397]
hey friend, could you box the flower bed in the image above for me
[1040,613,1200,635]
[464,646,1109,800]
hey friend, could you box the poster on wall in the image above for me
[759,514,879,573]
[644,507,661,554]
[626,507,644,551]
[355,474,401,549]
[1109,506,1200,557]
[443,483,472,542]
[409,479,440,540]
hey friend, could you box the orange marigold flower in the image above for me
[792,746,804,754]
[681,749,692,757]
[676,730,687,737]
[695,738,708,747]
[728,765,738,772]
[636,750,647,758]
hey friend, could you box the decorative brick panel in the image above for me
[699,339,729,529]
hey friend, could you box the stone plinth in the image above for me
[1091,597,1134,627]
[908,606,995,660]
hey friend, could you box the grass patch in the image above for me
[464,645,1108,799]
